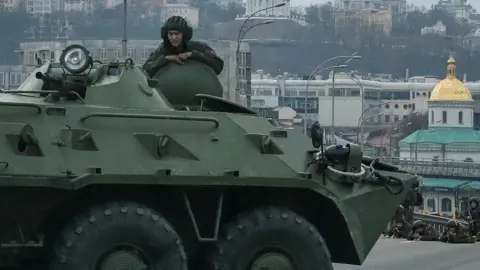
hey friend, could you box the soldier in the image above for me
[439,219,475,243]
[142,16,224,78]
[407,220,438,241]
[387,219,412,239]
[464,197,480,240]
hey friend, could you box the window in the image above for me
[114,51,120,58]
[441,198,452,212]
[0,72,3,85]
[394,115,399,122]
[431,111,434,123]
[10,72,17,85]
[442,110,447,123]
[384,115,390,122]
[459,111,463,124]
[427,198,436,212]
[100,49,107,61]
[127,49,134,58]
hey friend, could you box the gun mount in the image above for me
[0,44,419,270]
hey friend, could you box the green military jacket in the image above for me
[142,41,224,78]
[407,224,438,241]
[440,226,475,243]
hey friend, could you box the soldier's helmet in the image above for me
[413,220,424,229]
[161,16,193,42]
[447,219,457,228]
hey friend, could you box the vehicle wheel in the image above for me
[49,201,187,270]
[210,206,332,270]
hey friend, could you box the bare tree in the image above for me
[399,112,428,138]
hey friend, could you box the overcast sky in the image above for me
[289,0,479,10]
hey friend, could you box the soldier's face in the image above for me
[471,201,478,208]
[168,30,183,47]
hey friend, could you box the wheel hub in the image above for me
[250,252,294,270]
[98,250,146,270]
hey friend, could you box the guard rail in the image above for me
[413,212,450,233]
[385,213,468,236]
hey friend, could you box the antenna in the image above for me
[122,0,128,57]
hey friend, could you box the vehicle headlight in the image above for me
[60,44,91,74]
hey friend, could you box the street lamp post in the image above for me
[356,102,390,149]
[349,74,364,144]
[388,122,412,163]
[122,0,128,57]
[236,3,286,107]
[303,64,348,134]
[414,120,441,168]
[301,53,362,136]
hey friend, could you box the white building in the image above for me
[250,70,480,127]
[399,56,480,163]
[436,0,474,21]
[0,0,22,11]
[64,0,94,13]
[421,20,447,36]
[334,0,407,14]
[158,4,199,29]
[0,65,36,90]
[25,0,63,16]
[244,0,290,17]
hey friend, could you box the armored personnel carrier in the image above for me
[0,44,421,270]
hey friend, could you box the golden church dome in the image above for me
[429,56,472,101]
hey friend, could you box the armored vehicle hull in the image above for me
[0,45,420,270]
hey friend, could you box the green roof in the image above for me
[400,128,480,144]
[421,177,471,189]
[462,181,480,190]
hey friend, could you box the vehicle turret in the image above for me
[0,44,420,270]
[152,59,223,109]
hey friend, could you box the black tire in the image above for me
[49,201,187,270]
[210,206,333,270]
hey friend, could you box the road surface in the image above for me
[334,237,480,270]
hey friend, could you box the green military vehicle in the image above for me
[0,44,420,270]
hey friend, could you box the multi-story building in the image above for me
[24,0,63,16]
[0,0,22,11]
[157,4,199,29]
[244,0,290,17]
[335,8,393,36]
[334,0,407,15]
[0,65,36,90]
[421,20,447,36]
[463,27,480,51]
[436,0,474,21]
[250,70,480,129]
[16,39,250,103]
[64,0,94,13]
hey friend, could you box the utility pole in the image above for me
[122,0,128,57]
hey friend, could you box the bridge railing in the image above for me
[413,212,450,233]
[385,213,467,236]
[369,157,480,177]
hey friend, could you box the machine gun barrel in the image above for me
[35,72,63,85]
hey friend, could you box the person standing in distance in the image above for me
[142,16,224,77]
